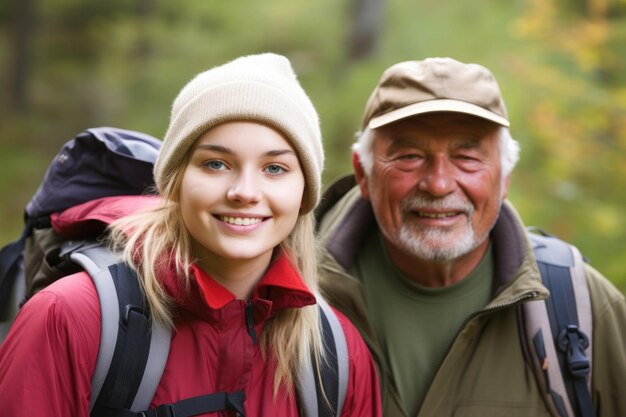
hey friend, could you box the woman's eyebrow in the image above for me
[264,149,297,157]
[194,144,296,157]
[194,144,232,154]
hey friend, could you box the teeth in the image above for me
[417,212,457,219]
[220,216,262,225]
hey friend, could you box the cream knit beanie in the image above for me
[154,53,324,213]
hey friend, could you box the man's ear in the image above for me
[352,152,370,200]
[501,174,511,199]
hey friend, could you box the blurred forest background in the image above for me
[0,0,624,291]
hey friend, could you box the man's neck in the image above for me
[385,239,490,288]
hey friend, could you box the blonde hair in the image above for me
[108,154,324,396]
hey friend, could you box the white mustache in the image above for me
[400,193,474,215]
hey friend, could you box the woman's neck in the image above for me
[196,252,273,300]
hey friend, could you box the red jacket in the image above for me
[0,196,381,417]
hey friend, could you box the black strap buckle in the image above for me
[154,404,175,417]
[558,325,591,378]
[134,403,175,417]
[226,391,246,416]
[123,304,147,325]
[136,390,246,417]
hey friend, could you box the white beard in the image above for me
[384,193,500,263]
[397,221,478,262]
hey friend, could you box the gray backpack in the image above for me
[523,229,594,417]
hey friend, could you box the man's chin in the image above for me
[398,229,477,262]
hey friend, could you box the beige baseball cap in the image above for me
[362,57,510,129]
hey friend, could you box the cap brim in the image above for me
[368,99,510,129]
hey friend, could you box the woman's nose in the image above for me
[226,171,262,204]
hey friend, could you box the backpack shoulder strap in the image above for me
[298,296,349,417]
[0,229,28,328]
[62,241,171,416]
[0,217,42,331]
[523,230,594,417]
[0,230,27,342]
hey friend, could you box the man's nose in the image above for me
[416,156,456,197]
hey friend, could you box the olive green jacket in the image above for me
[316,176,626,417]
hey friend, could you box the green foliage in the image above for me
[0,0,624,292]
[507,0,626,292]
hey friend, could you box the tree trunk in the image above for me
[133,0,156,62]
[347,0,384,62]
[9,0,36,114]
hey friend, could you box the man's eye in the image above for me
[456,154,483,164]
[392,153,421,162]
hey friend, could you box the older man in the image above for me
[317,57,626,417]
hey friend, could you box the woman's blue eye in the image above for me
[207,160,225,170]
[266,164,285,175]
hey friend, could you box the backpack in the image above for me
[314,174,595,417]
[0,126,162,337]
[0,127,348,417]
[523,228,594,417]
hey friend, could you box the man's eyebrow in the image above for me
[386,137,419,153]
[451,137,483,150]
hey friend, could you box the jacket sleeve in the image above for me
[586,265,626,417]
[0,272,100,417]
[335,308,382,417]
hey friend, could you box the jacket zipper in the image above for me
[246,301,258,345]
[421,290,540,411]
[439,290,540,370]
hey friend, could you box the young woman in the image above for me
[0,53,381,417]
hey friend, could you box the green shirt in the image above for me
[354,230,494,417]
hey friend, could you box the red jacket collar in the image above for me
[157,252,316,323]
[191,253,316,311]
